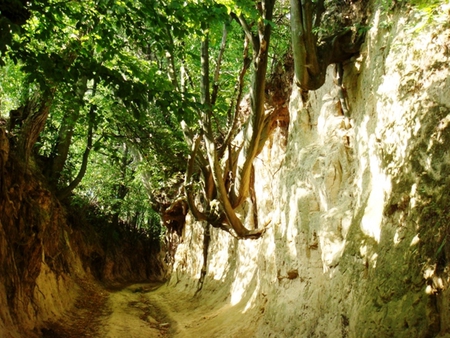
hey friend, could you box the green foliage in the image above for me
[76,154,164,237]
[0,0,294,238]
[1,0,194,235]
[0,60,27,117]
[377,0,442,12]
[377,0,445,31]
[0,0,30,61]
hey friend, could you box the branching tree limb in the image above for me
[290,0,365,92]
[17,88,56,165]
[48,76,88,186]
[57,85,97,200]
[211,23,228,106]
[229,0,275,209]
[183,0,276,239]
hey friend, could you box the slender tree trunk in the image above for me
[49,77,88,185]
[112,143,130,228]
[17,88,56,165]
[290,0,364,91]
[290,0,325,91]
[57,95,96,200]
[185,0,276,238]
[166,28,180,92]
[230,0,276,208]
[211,23,228,106]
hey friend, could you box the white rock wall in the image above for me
[170,3,450,337]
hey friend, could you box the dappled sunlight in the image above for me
[410,234,420,247]
[354,115,371,209]
[243,270,261,313]
[360,177,385,243]
[229,239,261,306]
[393,229,402,245]
[207,230,235,282]
[277,181,309,237]
[2,0,450,336]
[163,5,450,337]
[360,245,378,269]
[170,215,204,287]
[319,236,346,273]
[284,187,307,255]
[423,265,445,295]
[274,68,360,274]
[318,207,353,273]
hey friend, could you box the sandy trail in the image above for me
[98,283,170,338]
[44,281,260,338]
[102,283,260,338]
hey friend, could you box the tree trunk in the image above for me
[111,143,130,228]
[230,0,276,208]
[57,97,96,200]
[290,0,326,91]
[17,89,55,165]
[180,0,277,239]
[49,77,88,186]
[290,0,365,91]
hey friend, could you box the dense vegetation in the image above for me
[0,0,374,241]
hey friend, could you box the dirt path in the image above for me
[43,281,261,338]
[104,283,261,338]
[41,279,110,337]
[98,283,172,338]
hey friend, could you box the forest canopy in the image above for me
[0,0,374,239]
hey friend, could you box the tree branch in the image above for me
[166,28,181,92]
[185,135,208,222]
[230,0,275,207]
[49,76,88,185]
[57,85,98,200]
[17,88,56,164]
[203,131,251,238]
[231,13,260,53]
[218,40,251,160]
[211,23,228,106]
[200,28,211,108]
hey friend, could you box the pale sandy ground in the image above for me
[96,282,261,338]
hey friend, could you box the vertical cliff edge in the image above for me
[169,3,450,337]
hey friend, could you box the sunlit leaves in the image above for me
[215,0,258,18]
[1,0,288,234]
[0,60,27,116]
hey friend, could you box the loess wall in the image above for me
[170,3,450,338]
[0,144,164,337]
[0,155,81,338]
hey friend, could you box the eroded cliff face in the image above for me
[0,152,164,337]
[0,160,81,338]
[170,3,450,337]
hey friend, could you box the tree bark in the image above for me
[185,135,208,222]
[17,89,56,165]
[111,144,130,228]
[290,0,326,91]
[290,0,365,91]
[211,23,228,106]
[57,97,96,200]
[230,0,275,208]
[49,77,89,185]
[184,0,276,239]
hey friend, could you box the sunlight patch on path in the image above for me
[100,283,169,338]
[96,282,262,338]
